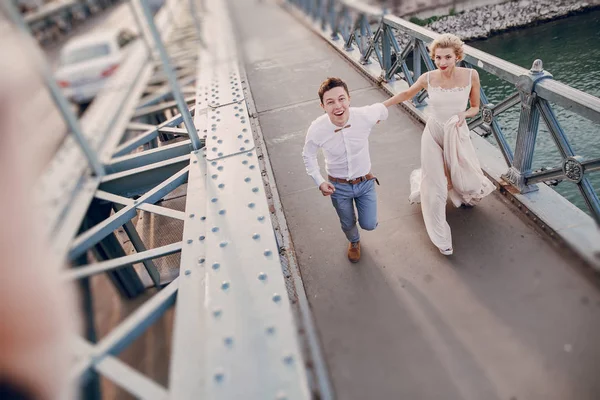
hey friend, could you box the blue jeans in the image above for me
[330,179,378,243]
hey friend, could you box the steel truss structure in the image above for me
[286,0,600,225]
[4,0,325,398]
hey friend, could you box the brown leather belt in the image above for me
[328,173,379,185]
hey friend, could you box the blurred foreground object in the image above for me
[0,21,79,400]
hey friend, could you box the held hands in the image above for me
[456,112,466,128]
[319,182,335,196]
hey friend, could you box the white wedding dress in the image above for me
[409,70,495,251]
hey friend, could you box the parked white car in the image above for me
[55,28,137,106]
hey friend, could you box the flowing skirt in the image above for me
[409,115,495,250]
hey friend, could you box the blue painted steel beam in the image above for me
[107,140,193,173]
[113,203,162,288]
[66,242,183,281]
[99,154,190,197]
[95,190,186,220]
[70,166,190,260]
[138,0,201,149]
[73,279,179,382]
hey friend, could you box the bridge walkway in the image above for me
[227,0,600,399]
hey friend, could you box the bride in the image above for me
[383,33,495,255]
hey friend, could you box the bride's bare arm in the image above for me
[383,73,428,108]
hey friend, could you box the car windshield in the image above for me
[62,43,111,65]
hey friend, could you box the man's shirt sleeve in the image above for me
[363,102,389,126]
[302,128,326,187]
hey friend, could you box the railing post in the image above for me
[137,0,202,150]
[503,59,551,193]
[382,24,393,81]
[330,0,339,40]
[1,1,105,178]
[413,38,422,79]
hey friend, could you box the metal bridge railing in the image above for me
[286,0,600,226]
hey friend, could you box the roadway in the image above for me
[228,0,600,399]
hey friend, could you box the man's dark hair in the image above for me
[318,77,349,104]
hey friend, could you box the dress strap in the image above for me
[469,68,473,81]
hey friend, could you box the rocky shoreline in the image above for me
[412,0,600,41]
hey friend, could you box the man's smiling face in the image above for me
[321,86,350,127]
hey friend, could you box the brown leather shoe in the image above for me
[348,241,361,263]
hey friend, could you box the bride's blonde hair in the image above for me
[429,33,464,61]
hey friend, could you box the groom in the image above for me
[302,77,391,263]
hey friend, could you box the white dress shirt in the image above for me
[302,103,389,186]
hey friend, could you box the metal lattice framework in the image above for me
[4,0,322,398]
[286,0,600,225]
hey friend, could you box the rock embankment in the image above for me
[417,0,600,40]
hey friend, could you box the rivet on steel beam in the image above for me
[242,160,248,165]
[252,187,259,193]
[258,272,267,281]
[243,128,248,132]
[211,198,218,203]
[283,355,294,365]
[266,326,276,335]
[187,239,193,244]
[244,139,250,144]
[273,294,282,303]
[212,227,219,233]
[199,236,205,241]
[252,233,260,240]
[247,152,253,156]
[218,184,225,189]
[219,241,228,248]
[189,213,195,218]
[238,134,243,139]
[264,250,272,257]
[212,147,218,152]
[250,165,256,170]
[258,216,265,221]
[221,281,230,290]
[214,371,224,382]
[244,177,251,182]
[185,270,191,275]
[212,263,220,270]
[212,136,217,140]
[219,209,226,215]
[217,140,223,144]
[201,216,206,221]
[212,161,217,166]
[218,152,223,157]
[248,203,255,208]
[193,160,198,164]
[224,337,234,347]
[213,309,222,318]
[217,166,224,171]
[240,147,245,151]
[198,258,205,264]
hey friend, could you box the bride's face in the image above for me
[434,47,458,72]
